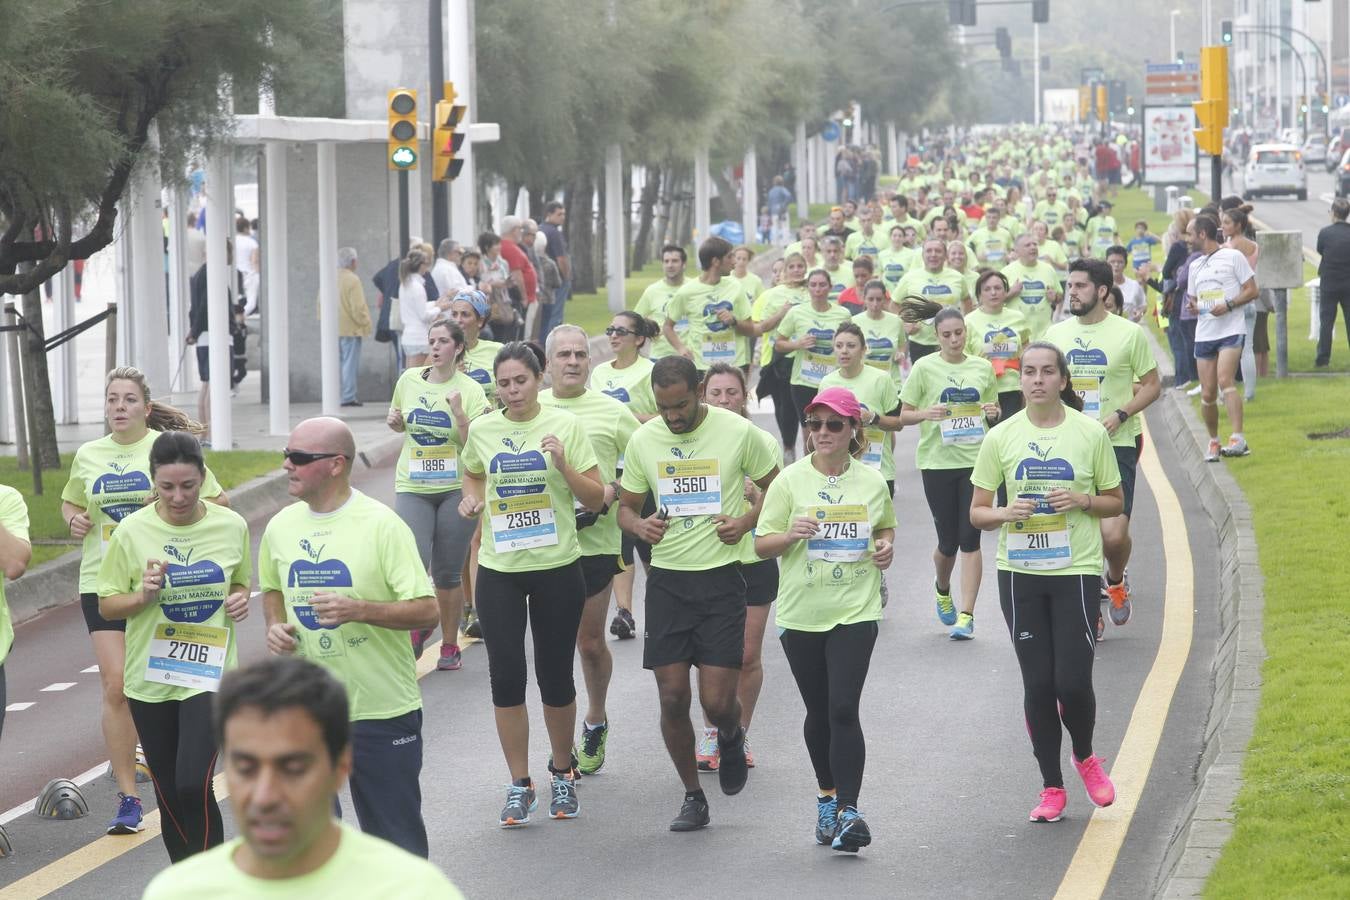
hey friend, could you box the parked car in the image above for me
[1335,149,1350,199]
[1243,143,1307,201]
[1327,135,1346,172]
[1302,135,1328,165]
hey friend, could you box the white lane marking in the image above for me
[81,665,99,674]
[40,682,77,692]
[4,702,35,712]
[0,761,110,826]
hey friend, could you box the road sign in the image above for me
[1081,67,1105,85]
[822,121,841,142]
[1145,62,1200,101]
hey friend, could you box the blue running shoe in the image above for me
[815,795,839,845]
[950,611,974,640]
[499,781,537,828]
[107,793,144,835]
[935,583,957,626]
[831,806,872,852]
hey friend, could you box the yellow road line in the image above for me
[1054,418,1197,899]
[2,643,447,898]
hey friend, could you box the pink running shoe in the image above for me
[1072,754,1116,807]
[1029,787,1067,823]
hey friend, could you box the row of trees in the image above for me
[473,0,974,291]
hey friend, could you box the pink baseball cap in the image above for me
[805,386,862,420]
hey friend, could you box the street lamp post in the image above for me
[1170,9,1180,64]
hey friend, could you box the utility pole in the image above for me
[429,0,449,245]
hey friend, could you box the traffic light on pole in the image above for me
[1079,86,1090,122]
[1193,45,1229,156]
[1193,100,1223,155]
[387,88,418,171]
[1221,20,1233,44]
[1096,84,1108,123]
[1126,95,1136,116]
[432,83,466,182]
[1032,0,1049,24]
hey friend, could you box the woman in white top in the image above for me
[399,247,445,367]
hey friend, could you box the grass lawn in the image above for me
[2,450,282,568]
[1197,376,1350,898]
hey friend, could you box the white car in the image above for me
[1244,143,1308,200]
[1302,135,1328,165]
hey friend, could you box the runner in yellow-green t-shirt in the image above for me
[965,269,1033,419]
[774,270,855,429]
[969,341,1122,826]
[851,280,906,386]
[0,486,31,741]
[97,431,251,863]
[260,417,438,855]
[387,317,493,673]
[143,656,464,898]
[898,308,1000,640]
[448,290,503,405]
[819,322,903,496]
[1002,234,1062,341]
[895,239,968,360]
[754,385,894,852]
[664,237,757,372]
[634,245,691,360]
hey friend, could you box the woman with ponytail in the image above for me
[969,342,1124,826]
[61,367,229,836]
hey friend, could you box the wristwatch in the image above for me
[1115,408,1130,423]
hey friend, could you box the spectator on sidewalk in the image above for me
[187,240,245,439]
[431,239,468,301]
[235,216,260,316]
[767,176,793,244]
[1315,197,1350,367]
[540,201,571,342]
[337,247,372,407]
[532,229,561,342]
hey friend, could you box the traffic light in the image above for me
[996,26,1011,58]
[1079,85,1091,122]
[387,88,418,171]
[1126,96,1136,116]
[432,82,466,182]
[1032,0,1049,24]
[1193,45,1229,156]
[947,0,976,26]
[1096,84,1108,123]
[1221,20,1233,44]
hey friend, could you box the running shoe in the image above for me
[831,806,872,852]
[410,628,433,659]
[1105,579,1131,626]
[935,582,957,627]
[549,770,580,819]
[1029,786,1067,823]
[669,794,710,832]
[696,727,720,772]
[743,735,755,768]
[107,793,144,835]
[1186,384,1203,397]
[1220,435,1251,457]
[950,611,975,640]
[1095,608,1106,643]
[463,611,483,640]
[577,722,609,775]
[609,607,636,640]
[499,780,537,827]
[717,728,748,796]
[815,795,839,845]
[437,643,462,671]
[1204,438,1221,462]
[1072,754,1116,807]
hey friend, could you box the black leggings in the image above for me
[771,373,799,450]
[127,693,223,862]
[790,384,819,431]
[996,570,1100,789]
[779,621,879,810]
[920,467,981,555]
[476,562,587,708]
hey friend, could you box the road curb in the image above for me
[1144,328,1267,899]
[6,432,405,629]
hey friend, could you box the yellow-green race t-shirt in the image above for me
[1045,314,1156,448]
[0,486,30,666]
[964,306,1031,391]
[1001,260,1060,341]
[895,267,967,346]
[142,822,465,900]
[851,311,906,383]
[819,365,900,480]
[97,502,251,703]
[258,491,434,721]
[391,367,491,494]
[590,357,657,419]
[460,339,503,404]
[460,405,599,573]
[778,303,854,388]
[753,284,808,367]
[756,457,896,632]
[899,353,998,470]
[621,405,779,572]
[63,431,224,593]
[971,409,1122,575]
[541,389,639,557]
[666,277,751,370]
[634,279,687,360]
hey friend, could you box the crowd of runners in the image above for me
[0,122,1261,893]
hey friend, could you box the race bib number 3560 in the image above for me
[657,459,722,516]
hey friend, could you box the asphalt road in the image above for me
[1229,168,1336,242]
[0,403,1220,899]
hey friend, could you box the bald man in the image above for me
[258,417,438,857]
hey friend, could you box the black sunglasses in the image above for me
[803,418,849,433]
[605,326,635,337]
[282,449,348,467]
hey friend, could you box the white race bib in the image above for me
[861,427,885,469]
[702,337,736,364]
[940,403,987,446]
[490,494,559,551]
[144,622,230,692]
[800,351,833,386]
[1197,288,1224,314]
[657,459,722,517]
[1007,513,1072,570]
[805,504,870,562]
[1072,375,1101,416]
[408,444,458,485]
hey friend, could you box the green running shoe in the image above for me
[576,721,609,775]
[950,611,974,640]
[935,582,957,626]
